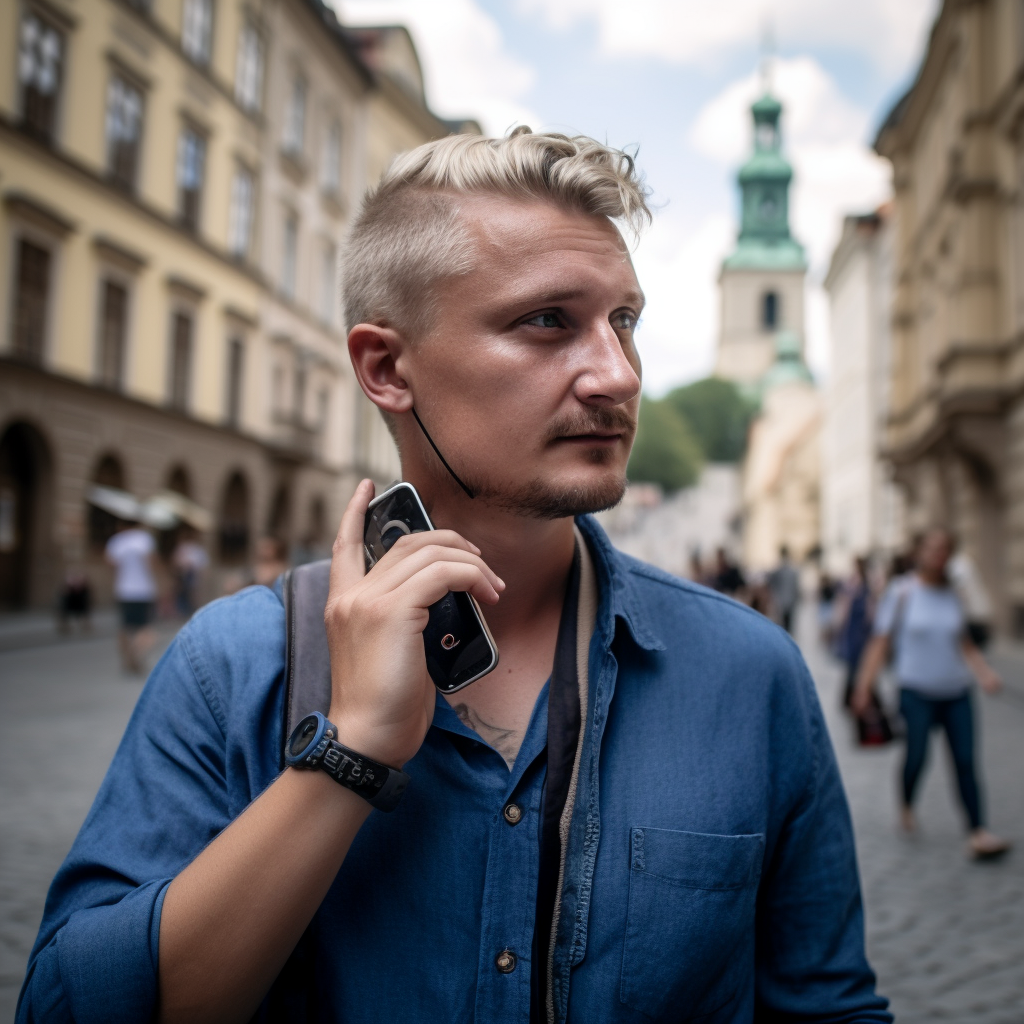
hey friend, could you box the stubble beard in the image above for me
[459,407,636,520]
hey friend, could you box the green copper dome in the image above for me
[722,90,806,272]
[760,329,813,393]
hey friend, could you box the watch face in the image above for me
[288,714,322,759]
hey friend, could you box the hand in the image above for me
[977,666,1003,695]
[850,683,873,718]
[323,480,504,768]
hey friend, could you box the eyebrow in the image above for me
[498,287,647,313]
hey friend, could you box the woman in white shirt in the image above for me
[852,528,1009,859]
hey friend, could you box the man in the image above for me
[19,129,890,1023]
[767,545,800,634]
[104,516,158,673]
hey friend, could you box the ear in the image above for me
[347,323,414,415]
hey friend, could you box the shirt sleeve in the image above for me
[16,627,237,1024]
[872,581,900,637]
[754,652,893,1023]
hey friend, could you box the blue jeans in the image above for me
[899,688,983,830]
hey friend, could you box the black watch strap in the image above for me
[315,738,409,812]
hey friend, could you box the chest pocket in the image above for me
[620,827,764,1022]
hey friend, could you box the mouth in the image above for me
[555,432,623,446]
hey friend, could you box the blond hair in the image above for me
[341,127,652,337]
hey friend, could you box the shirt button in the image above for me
[495,948,517,973]
[503,803,523,825]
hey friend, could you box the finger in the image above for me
[377,529,481,559]
[367,543,504,595]
[394,560,503,610]
[330,479,375,593]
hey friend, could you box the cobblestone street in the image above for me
[1,613,1023,1022]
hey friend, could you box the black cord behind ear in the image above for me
[411,407,476,500]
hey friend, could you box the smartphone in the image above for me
[364,482,499,694]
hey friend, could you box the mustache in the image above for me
[545,406,637,442]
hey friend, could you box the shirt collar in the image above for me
[575,515,666,653]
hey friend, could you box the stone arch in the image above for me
[0,420,55,608]
[267,483,291,541]
[165,463,192,497]
[219,470,250,565]
[88,451,128,550]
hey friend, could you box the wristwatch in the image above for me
[284,712,409,812]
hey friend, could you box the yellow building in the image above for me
[0,0,476,608]
[875,0,1024,631]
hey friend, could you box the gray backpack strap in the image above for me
[281,558,334,768]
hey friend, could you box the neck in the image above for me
[401,465,577,639]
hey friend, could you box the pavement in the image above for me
[1,610,1023,1022]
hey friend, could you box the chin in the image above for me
[471,464,628,520]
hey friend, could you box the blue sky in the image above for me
[338,0,940,394]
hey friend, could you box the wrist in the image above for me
[327,712,409,770]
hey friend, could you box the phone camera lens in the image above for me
[380,519,411,551]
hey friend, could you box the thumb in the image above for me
[329,479,375,595]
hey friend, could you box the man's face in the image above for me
[398,197,644,519]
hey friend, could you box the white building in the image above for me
[821,208,905,574]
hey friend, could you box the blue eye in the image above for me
[613,312,637,331]
[524,312,563,328]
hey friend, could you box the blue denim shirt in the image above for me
[18,516,891,1023]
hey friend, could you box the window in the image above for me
[169,311,193,410]
[176,127,206,231]
[317,386,329,430]
[11,239,51,363]
[272,363,285,415]
[18,11,64,143]
[105,76,143,191]
[321,120,341,194]
[282,75,306,155]
[98,279,128,389]
[320,241,336,324]
[293,363,307,421]
[228,166,255,258]
[282,213,298,299]
[235,23,263,112]
[762,291,779,331]
[226,337,244,427]
[181,0,214,65]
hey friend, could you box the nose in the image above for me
[574,319,641,407]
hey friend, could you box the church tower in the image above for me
[715,88,807,386]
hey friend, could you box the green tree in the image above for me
[627,396,703,492]
[663,377,755,463]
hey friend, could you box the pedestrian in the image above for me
[767,545,800,634]
[104,517,157,674]
[253,534,289,586]
[20,129,891,1023]
[851,527,1010,858]
[172,527,209,618]
[836,557,875,709]
[57,567,92,634]
[817,571,838,647]
[710,545,746,598]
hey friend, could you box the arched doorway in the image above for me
[267,483,291,541]
[0,421,53,609]
[88,452,127,551]
[219,471,250,565]
[166,464,192,497]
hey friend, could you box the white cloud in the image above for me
[516,0,939,75]
[632,212,734,395]
[336,0,542,135]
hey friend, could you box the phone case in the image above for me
[364,483,499,693]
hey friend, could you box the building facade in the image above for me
[0,0,475,608]
[875,0,1024,632]
[820,209,905,575]
[716,90,807,388]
